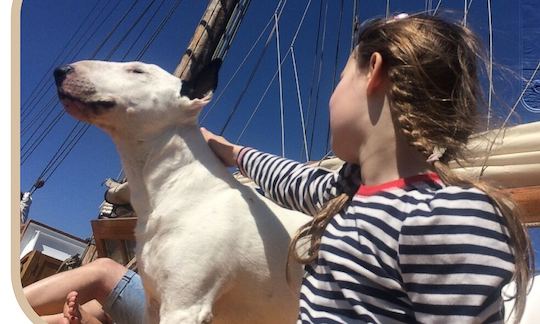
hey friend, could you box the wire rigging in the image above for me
[307,1,328,159]
[22,0,136,167]
[135,0,185,61]
[479,60,540,177]
[235,0,312,146]
[121,0,168,61]
[24,0,185,190]
[21,0,124,157]
[290,47,310,162]
[22,0,122,129]
[21,0,103,122]
[106,0,159,60]
[324,0,344,155]
[302,1,324,161]
[201,11,276,123]
[274,13,286,157]
[218,0,289,135]
[486,0,494,129]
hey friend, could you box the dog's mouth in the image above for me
[58,89,116,121]
[58,90,116,109]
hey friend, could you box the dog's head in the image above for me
[54,59,221,138]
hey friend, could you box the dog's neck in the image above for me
[112,125,235,222]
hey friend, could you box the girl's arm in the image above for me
[237,147,360,216]
[200,127,360,216]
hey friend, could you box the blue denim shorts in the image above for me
[103,269,145,324]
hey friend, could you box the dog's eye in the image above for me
[130,68,146,74]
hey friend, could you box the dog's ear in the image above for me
[180,59,222,100]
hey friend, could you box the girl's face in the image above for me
[329,54,370,163]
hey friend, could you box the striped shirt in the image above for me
[237,148,514,324]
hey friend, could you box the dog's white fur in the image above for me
[57,60,310,323]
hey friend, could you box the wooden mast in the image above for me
[174,0,239,80]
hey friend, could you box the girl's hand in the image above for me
[200,127,244,167]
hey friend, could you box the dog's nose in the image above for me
[54,65,74,86]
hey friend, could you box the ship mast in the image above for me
[174,0,241,80]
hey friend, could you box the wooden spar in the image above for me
[174,0,239,80]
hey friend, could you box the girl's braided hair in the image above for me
[288,14,533,322]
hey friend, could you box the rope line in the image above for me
[303,0,324,161]
[21,0,103,121]
[325,0,344,155]
[21,109,65,165]
[308,1,328,159]
[121,0,167,61]
[274,13,286,157]
[106,0,159,60]
[213,0,252,61]
[433,0,443,15]
[201,11,275,123]
[21,0,115,126]
[235,0,312,145]
[22,0,137,167]
[291,47,310,161]
[21,0,123,155]
[218,0,288,135]
[136,0,185,61]
[479,60,540,177]
[486,0,494,129]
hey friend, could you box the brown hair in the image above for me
[288,14,533,322]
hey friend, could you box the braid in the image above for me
[387,67,433,157]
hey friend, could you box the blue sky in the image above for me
[19,0,539,269]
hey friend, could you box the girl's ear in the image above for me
[366,52,385,95]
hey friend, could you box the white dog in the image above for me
[54,60,310,323]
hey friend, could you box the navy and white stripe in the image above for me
[238,148,515,323]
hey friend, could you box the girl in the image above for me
[201,13,533,323]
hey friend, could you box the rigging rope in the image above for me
[486,0,494,129]
[21,0,103,123]
[121,0,167,60]
[274,13,286,157]
[307,1,328,159]
[24,0,183,190]
[324,0,344,155]
[21,110,65,165]
[350,0,358,53]
[21,0,117,129]
[302,0,324,161]
[21,0,123,156]
[201,11,275,123]
[217,0,288,135]
[463,0,468,26]
[232,0,312,148]
[479,60,540,177]
[106,0,159,59]
[290,47,310,162]
[22,0,137,165]
[213,0,252,61]
[433,0,443,15]
[135,0,184,61]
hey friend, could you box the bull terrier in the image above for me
[54,60,309,324]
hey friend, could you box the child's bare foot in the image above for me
[61,291,81,324]
[60,291,102,324]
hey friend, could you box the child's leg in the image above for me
[24,258,128,315]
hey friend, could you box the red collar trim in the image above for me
[356,173,441,196]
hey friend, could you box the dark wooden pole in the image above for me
[174,0,239,80]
